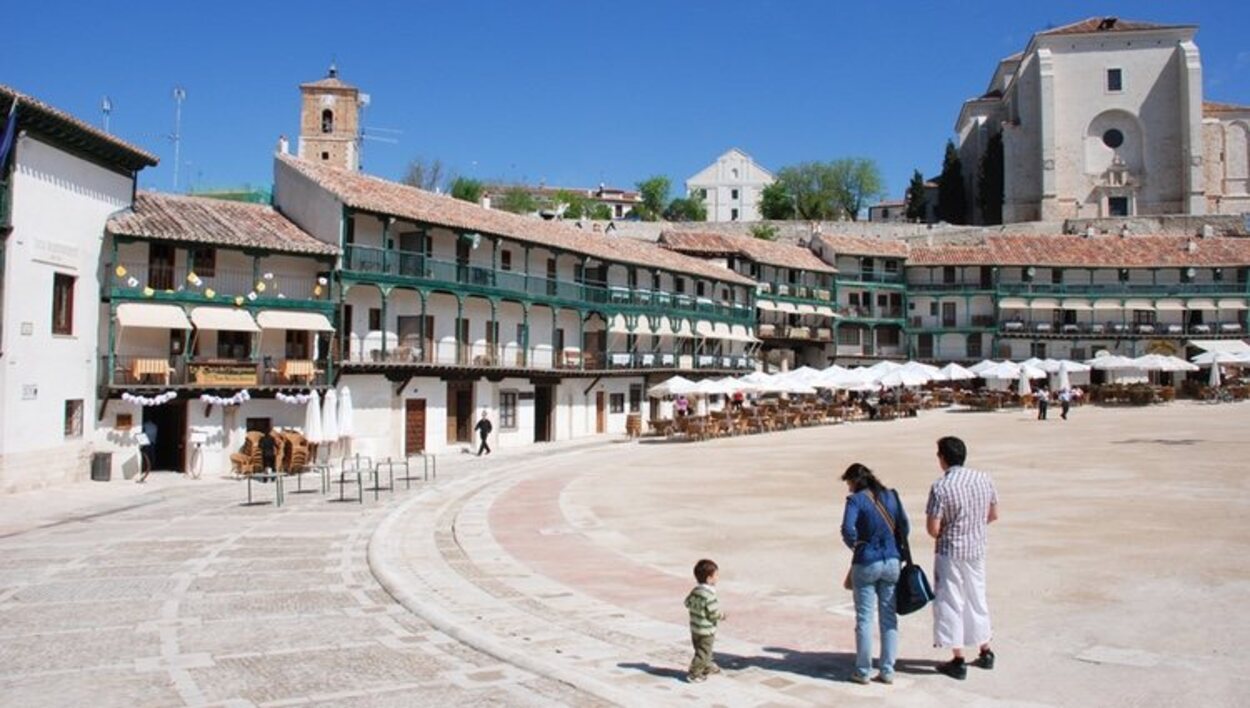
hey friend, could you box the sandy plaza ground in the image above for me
[0,400,1247,706]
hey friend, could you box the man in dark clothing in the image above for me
[474,411,493,456]
[136,420,158,483]
[259,433,278,473]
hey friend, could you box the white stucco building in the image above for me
[0,85,157,492]
[686,148,774,222]
[955,16,1250,224]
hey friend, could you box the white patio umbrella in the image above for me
[1209,360,1222,387]
[1084,354,1140,371]
[1132,354,1198,373]
[935,362,978,381]
[978,361,1020,380]
[738,371,775,384]
[876,368,931,388]
[1056,360,1071,391]
[1053,359,1091,373]
[1017,369,1033,396]
[867,360,904,376]
[303,391,323,445]
[321,388,339,443]
[787,366,823,383]
[901,360,941,377]
[968,359,1001,376]
[647,375,698,398]
[1190,350,1250,366]
[337,386,355,455]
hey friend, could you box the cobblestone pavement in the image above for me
[0,444,611,707]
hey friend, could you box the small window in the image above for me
[730,208,739,221]
[1102,129,1124,149]
[966,334,982,359]
[696,281,706,297]
[246,417,272,434]
[1051,269,1064,285]
[217,330,251,360]
[500,391,517,429]
[321,109,334,133]
[942,266,956,284]
[64,400,83,439]
[500,251,512,271]
[731,188,739,200]
[929,302,938,316]
[1030,342,1047,359]
[1108,196,1129,217]
[1106,68,1122,92]
[321,151,330,161]
[189,247,216,277]
[285,330,310,359]
[116,413,133,431]
[368,308,382,331]
[609,393,625,414]
[52,273,75,335]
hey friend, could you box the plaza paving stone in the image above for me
[2,402,1248,706]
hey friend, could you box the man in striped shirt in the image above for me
[684,558,726,682]
[926,436,999,680]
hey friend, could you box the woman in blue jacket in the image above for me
[841,462,910,685]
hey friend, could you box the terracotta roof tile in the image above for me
[0,84,158,169]
[108,192,339,256]
[277,155,752,285]
[658,231,837,274]
[908,235,1250,268]
[1037,17,1190,36]
[811,234,910,258]
[1204,101,1250,116]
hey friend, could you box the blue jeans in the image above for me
[852,558,901,678]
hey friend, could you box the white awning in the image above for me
[1061,298,1092,311]
[756,300,779,312]
[1093,299,1123,311]
[674,320,694,338]
[1028,298,1060,310]
[655,317,675,337]
[635,315,653,333]
[1218,299,1248,311]
[189,307,260,332]
[816,305,837,317]
[608,314,630,334]
[1124,299,1154,311]
[796,304,818,315]
[695,321,716,337]
[1188,339,1250,354]
[116,303,192,330]
[999,297,1027,309]
[1153,299,1185,312]
[731,324,758,343]
[1186,298,1216,310]
[255,310,335,332]
[776,302,800,314]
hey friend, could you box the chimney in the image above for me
[1200,224,1214,238]
[480,195,491,210]
[276,135,289,155]
[1119,223,1131,238]
[1085,226,1097,238]
[1186,241,1198,254]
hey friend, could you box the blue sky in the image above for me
[8,1,1249,201]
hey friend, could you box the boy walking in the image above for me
[684,559,726,682]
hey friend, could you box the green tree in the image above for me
[759,181,795,220]
[634,176,671,221]
[553,189,589,219]
[588,203,613,220]
[663,190,707,222]
[977,133,1004,225]
[450,177,484,204]
[828,157,884,221]
[497,187,539,214]
[750,223,779,241]
[905,169,928,222]
[937,140,967,224]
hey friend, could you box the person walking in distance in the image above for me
[1036,387,1049,421]
[1058,388,1072,420]
[136,419,158,483]
[927,436,999,680]
[474,411,493,456]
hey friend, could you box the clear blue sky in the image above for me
[8,1,1249,201]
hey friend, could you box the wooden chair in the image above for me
[283,432,310,472]
[230,431,265,476]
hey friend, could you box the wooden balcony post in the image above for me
[455,297,464,365]
[521,303,530,367]
[380,287,390,359]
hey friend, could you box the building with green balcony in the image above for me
[810,234,910,362]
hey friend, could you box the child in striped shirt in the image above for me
[684,558,726,682]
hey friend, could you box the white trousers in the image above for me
[932,553,992,648]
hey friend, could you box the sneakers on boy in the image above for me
[936,657,967,680]
[706,664,722,675]
[687,673,706,683]
[973,648,995,670]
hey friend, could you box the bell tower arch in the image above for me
[298,63,360,170]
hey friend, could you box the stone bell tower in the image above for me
[298,63,360,171]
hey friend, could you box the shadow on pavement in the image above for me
[616,662,688,682]
[714,647,854,682]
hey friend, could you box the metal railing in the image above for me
[997,282,1249,296]
[103,355,329,387]
[998,321,1245,336]
[111,262,327,303]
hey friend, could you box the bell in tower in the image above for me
[297,64,361,171]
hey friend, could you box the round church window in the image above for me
[1102,129,1124,149]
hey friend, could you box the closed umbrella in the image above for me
[1057,360,1071,392]
[303,391,323,451]
[337,386,354,455]
[322,388,339,443]
[1209,360,1222,388]
[1017,369,1032,396]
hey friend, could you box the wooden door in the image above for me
[148,243,175,291]
[405,399,426,454]
[447,381,473,443]
[595,391,606,433]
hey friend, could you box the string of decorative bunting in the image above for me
[200,390,251,406]
[121,391,178,406]
[276,391,316,405]
[113,266,330,306]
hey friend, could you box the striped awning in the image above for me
[1218,298,1248,310]
[256,310,335,332]
[116,303,192,330]
[1061,298,1092,311]
[1093,300,1123,311]
[999,297,1028,309]
[1153,299,1185,312]
[1124,299,1154,311]
[189,307,260,332]
[1028,298,1059,310]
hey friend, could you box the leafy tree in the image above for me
[750,223,779,241]
[977,133,1004,225]
[828,158,884,221]
[553,189,589,219]
[634,176,671,221]
[450,177,484,204]
[588,203,613,220]
[497,187,539,214]
[402,157,453,192]
[775,162,840,221]
[664,190,707,222]
[905,170,928,222]
[937,140,967,224]
[759,181,795,220]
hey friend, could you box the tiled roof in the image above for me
[107,192,339,256]
[1204,101,1250,116]
[0,84,158,170]
[658,231,837,274]
[1037,17,1190,36]
[908,235,1250,268]
[811,234,910,258]
[277,155,753,285]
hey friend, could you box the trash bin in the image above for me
[91,452,112,482]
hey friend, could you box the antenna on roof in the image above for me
[355,92,401,172]
[170,86,187,191]
[101,96,112,133]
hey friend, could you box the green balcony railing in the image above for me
[109,261,331,309]
[997,282,1250,296]
[343,245,754,323]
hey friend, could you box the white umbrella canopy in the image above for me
[1017,370,1033,396]
[1021,357,1048,371]
[648,375,698,398]
[738,371,775,385]
[1190,350,1250,366]
[337,386,355,439]
[303,391,323,445]
[1132,354,1199,373]
[1084,354,1141,371]
[867,360,904,376]
[968,359,1001,375]
[787,366,824,383]
[901,360,941,376]
[876,368,931,388]
[935,362,978,381]
[321,388,340,442]
[978,361,1020,380]
[1053,359,1091,373]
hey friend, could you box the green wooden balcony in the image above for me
[997,282,1250,297]
[109,262,332,311]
